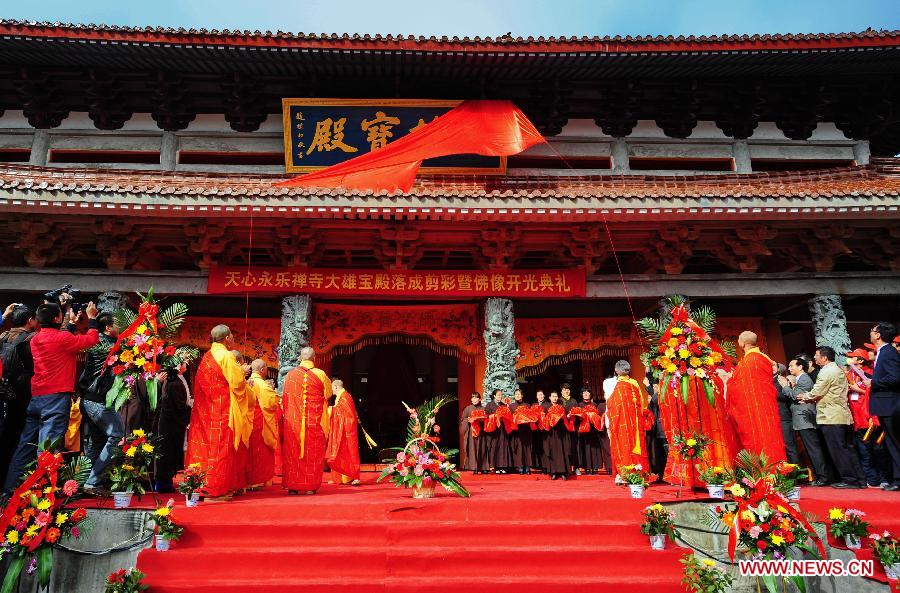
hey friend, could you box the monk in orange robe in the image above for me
[724,331,787,464]
[606,360,650,478]
[186,325,252,498]
[281,346,331,494]
[326,379,361,485]
[246,359,279,487]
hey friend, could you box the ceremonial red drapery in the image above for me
[276,100,545,193]
[311,304,480,364]
[514,317,640,376]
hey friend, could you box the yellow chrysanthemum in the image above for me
[729,484,747,497]
[665,364,678,374]
[35,499,51,511]
[5,530,19,544]
[696,369,707,379]
[137,324,147,334]
[712,352,723,362]
[126,446,137,457]
[141,444,154,453]
[704,356,715,366]
[713,466,724,472]
[55,513,69,526]
[686,438,697,447]
[689,357,702,368]
[667,338,679,348]
[122,465,135,471]
[678,349,690,359]
[664,348,675,358]
[155,507,171,517]
[771,535,785,546]
[701,559,716,567]
[134,357,147,368]
[670,327,683,336]
[120,350,134,363]
[133,429,146,438]
[25,524,39,537]
[829,508,844,521]
[650,503,665,511]
[188,463,201,469]
[741,510,755,522]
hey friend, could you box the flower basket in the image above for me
[185,492,201,507]
[629,485,645,498]
[649,534,666,550]
[112,492,133,509]
[155,534,170,552]
[706,485,725,498]
[413,484,436,499]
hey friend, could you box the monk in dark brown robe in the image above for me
[459,392,489,473]
[574,388,604,475]
[488,389,515,473]
[543,392,572,480]
[509,388,534,475]
[532,391,550,473]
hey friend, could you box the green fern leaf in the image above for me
[158,302,190,338]
[693,305,717,335]
[114,307,136,331]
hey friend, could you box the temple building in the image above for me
[0,22,898,456]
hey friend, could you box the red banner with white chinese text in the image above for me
[208,266,585,298]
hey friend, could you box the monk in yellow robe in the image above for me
[281,346,331,494]
[606,360,650,478]
[247,359,279,487]
[186,325,252,498]
[326,379,361,485]
[724,331,787,464]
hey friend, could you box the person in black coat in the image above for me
[866,322,900,491]
[154,362,193,492]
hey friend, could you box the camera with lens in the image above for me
[44,285,82,313]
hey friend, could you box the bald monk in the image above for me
[247,359,279,488]
[606,360,651,479]
[326,379,362,486]
[281,346,332,494]
[724,331,787,464]
[186,325,252,498]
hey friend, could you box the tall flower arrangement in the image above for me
[0,451,90,593]
[101,288,198,411]
[636,302,733,406]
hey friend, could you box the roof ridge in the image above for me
[0,20,897,50]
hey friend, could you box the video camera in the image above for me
[44,284,83,313]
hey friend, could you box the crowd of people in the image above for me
[0,291,898,498]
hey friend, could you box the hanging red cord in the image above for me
[244,212,254,344]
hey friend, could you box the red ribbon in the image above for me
[575,404,604,433]
[726,479,827,561]
[467,409,487,438]
[542,404,574,432]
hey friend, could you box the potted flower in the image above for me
[681,555,733,593]
[869,531,900,580]
[620,464,656,498]
[697,465,731,498]
[828,508,869,550]
[174,463,207,507]
[640,503,677,550]
[104,568,149,593]
[773,462,809,500]
[109,429,161,508]
[378,438,469,498]
[148,499,183,552]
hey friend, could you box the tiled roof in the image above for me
[0,161,898,221]
[1,20,898,53]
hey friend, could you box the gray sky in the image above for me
[3,0,898,37]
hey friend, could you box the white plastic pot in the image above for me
[649,534,666,550]
[112,492,133,509]
[706,485,725,498]
[155,535,170,552]
[185,492,200,507]
[629,484,645,498]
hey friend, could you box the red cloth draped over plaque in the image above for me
[276,100,546,193]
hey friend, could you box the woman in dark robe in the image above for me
[543,391,571,480]
[490,389,514,473]
[509,388,533,475]
[459,392,489,473]
[574,387,604,475]
[154,362,193,492]
[595,394,613,475]
[532,390,550,473]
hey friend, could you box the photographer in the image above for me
[2,301,99,493]
[77,312,124,495]
[0,306,37,481]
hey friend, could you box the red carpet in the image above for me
[134,475,898,593]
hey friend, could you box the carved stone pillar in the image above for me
[97,291,128,314]
[482,298,520,400]
[277,295,311,389]
[808,294,853,366]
